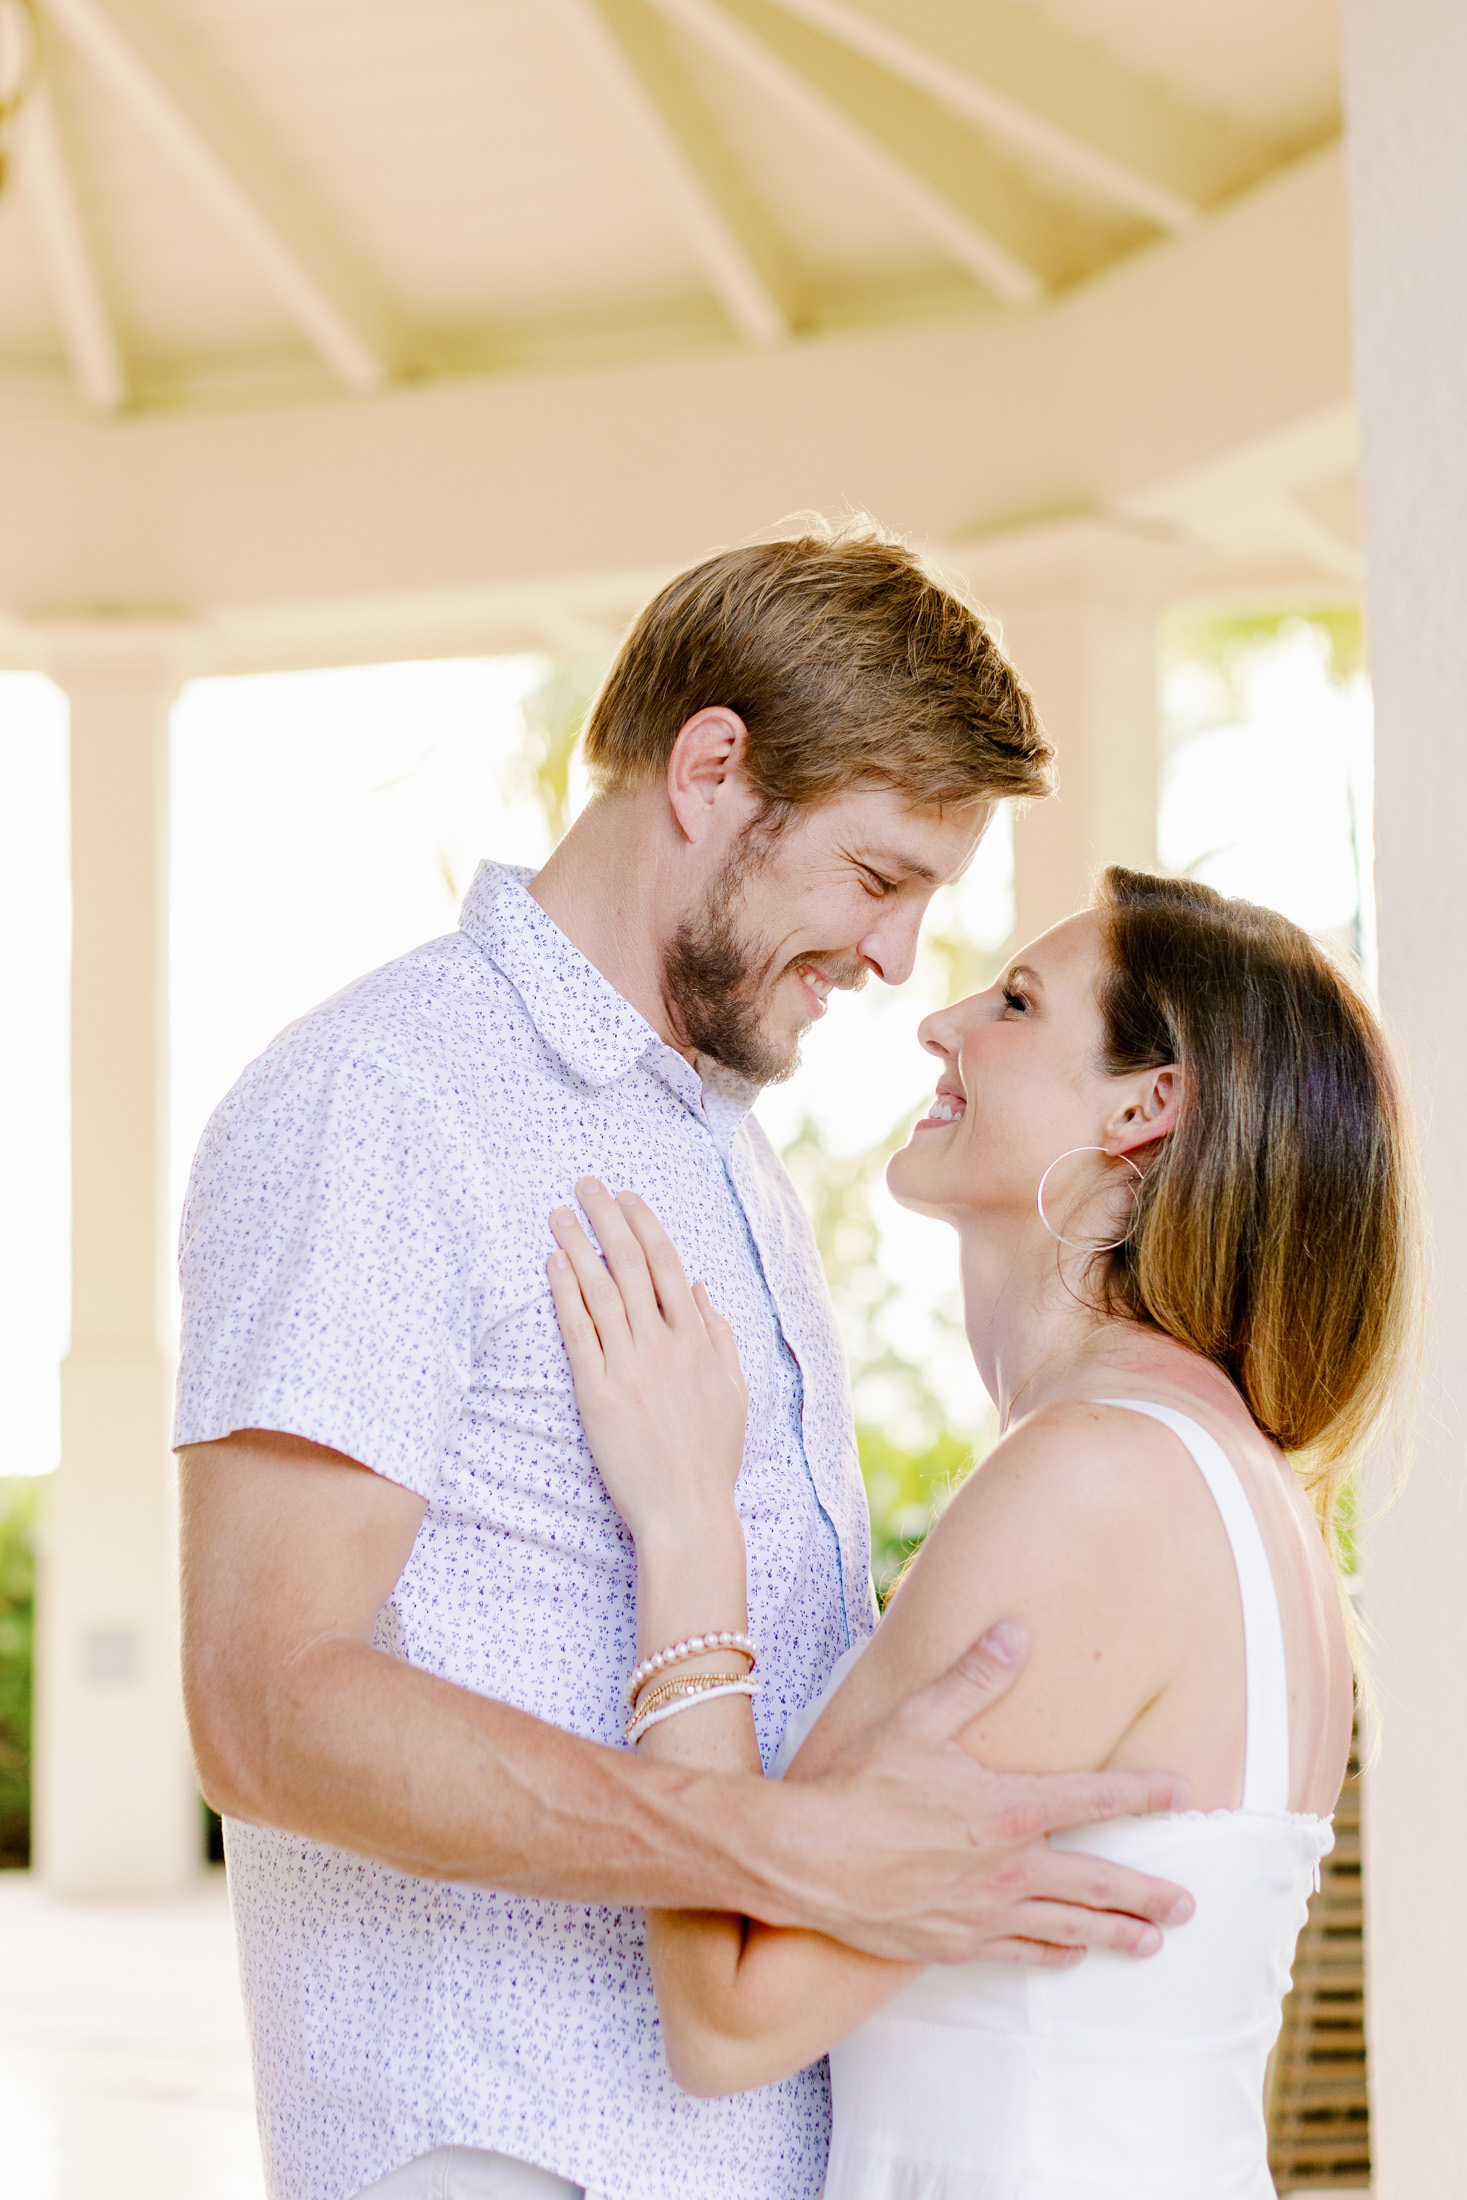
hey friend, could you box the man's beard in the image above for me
[663,844,866,1085]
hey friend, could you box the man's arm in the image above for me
[180,1428,1194,1963]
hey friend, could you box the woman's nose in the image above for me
[917,1004,961,1060]
[918,990,988,1059]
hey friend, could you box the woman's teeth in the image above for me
[925,1095,965,1124]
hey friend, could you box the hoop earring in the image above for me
[1035,1146,1145,1253]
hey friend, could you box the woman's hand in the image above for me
[548,1178,748,1547]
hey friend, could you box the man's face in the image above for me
[663,788,991,1084]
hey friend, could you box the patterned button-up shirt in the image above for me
[175,861,877,2200]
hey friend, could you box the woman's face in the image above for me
[888,910,1140,1240]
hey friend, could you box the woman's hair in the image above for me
[1094,867,1422,1570]
[583,515,1054,813]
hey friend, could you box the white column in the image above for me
[34,626,200,1896]
[955,523,1180,943]
[1342,6,1467,2191]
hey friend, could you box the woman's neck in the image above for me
[956,1220,1246,1433]
[955,1221,1148,1429]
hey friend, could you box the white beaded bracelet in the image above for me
[626,1630,757,1708]
[626,1677,759,1746]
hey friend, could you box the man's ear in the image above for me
[1103,1065,1183,1159]
[666,708,753,844]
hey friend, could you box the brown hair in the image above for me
[1093,867,1422,1568]
[582,517,1054,812]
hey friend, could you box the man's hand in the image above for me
[773,1622,1193,1965]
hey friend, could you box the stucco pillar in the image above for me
[1341,6,1467,2192]
[34,626,199,1896]
[953,523,1179,943]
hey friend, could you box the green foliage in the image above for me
[0,1479,36,1866]
[1159,605,1367,750]
[860,1426,975,1603]
[518,658,607,840]
[779,1110,988,1596]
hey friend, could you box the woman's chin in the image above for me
[886,1139,947,1212]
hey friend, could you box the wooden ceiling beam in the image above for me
[17,72,126,410]
[38,0,396,391]
[553,0,791,344]
[651,0,1046,306]
[767,0,1278,234]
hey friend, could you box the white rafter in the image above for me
[554,0,789,345]
[649,0,1043,305]
[17,71,126,409]
[38,0,394,390]
[768,0,1274,235]
[763,0,1192,232]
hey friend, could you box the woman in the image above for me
[546,867,1418,2199]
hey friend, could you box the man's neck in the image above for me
[526,795,693,1059]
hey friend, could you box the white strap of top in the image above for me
[1096,1399,1291,1814]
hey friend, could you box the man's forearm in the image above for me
[201,1634,823,1919]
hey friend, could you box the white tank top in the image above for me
[776,1400,1335,2200]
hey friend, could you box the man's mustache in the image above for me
[779,954,870,996]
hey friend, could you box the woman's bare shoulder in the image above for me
[792,1399,1219,1783]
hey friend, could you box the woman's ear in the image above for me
[1103,1065,1183,1159]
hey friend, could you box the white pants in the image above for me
[354,2147,600,2200]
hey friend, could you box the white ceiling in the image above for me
[0,0,1341,418]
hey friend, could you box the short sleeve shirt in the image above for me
[175,861,877,2200]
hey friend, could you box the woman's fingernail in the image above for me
[550,1209,572,1230]
[979,1621,1026,1665]
[1167,1893,1194,1924]
[1136,1926,1163,1957]
[618,1188,638,1206]
[548,1250,568,1271]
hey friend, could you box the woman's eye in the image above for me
[1002,986,1028,1013]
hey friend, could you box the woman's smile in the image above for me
[915,1082,967,1130]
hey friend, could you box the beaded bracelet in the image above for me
[625,1667,759,1735]
[626,1630,757,1709]
[626,1676,759,1746]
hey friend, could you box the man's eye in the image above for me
[861,871,897,897]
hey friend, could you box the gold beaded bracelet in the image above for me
[624,1671,759,1746]
[627,1668,750,1729]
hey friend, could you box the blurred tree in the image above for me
[518,658,606,839]
[0,1478,35,1865]
[780,1109,995,1596]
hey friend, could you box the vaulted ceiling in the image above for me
[0,0,1341,419]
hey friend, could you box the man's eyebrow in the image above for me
[850,845,942,885]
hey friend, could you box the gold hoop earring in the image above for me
[1035,1146,1144,1253]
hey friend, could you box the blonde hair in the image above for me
[583,517,1054,812]
[1095,867,1423,1578]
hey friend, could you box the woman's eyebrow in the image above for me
[1005,962,1044,992]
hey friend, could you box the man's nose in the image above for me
[858,913,923,986]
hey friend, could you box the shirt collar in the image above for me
[460,862,756,1132]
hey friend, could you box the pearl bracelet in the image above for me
[625,1630,757,1709]
[626,1676,759,1746]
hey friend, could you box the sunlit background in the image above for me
[0,608,1371,1599]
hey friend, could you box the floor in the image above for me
[0,1869,266,2200]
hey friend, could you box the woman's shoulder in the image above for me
[953,1395,1214,1536]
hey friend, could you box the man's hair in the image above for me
[582,516,1054,812]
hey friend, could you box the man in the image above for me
[178,521,1191,2200]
